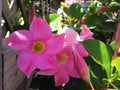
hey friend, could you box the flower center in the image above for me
[57,54,67,64]
[32,41,45,53]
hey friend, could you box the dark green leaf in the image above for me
[69,3,85,19]
[64,78,90,90]
[85,57,107,88]
[82,40,112,78]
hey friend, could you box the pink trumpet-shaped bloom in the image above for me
[72,46,90,84]
[63,27,80,45]
[113,21,120,60]
[30,2,36,23]
[80,25,93,41]
[65,0,76,7]
[115,21,120,50]
[6,16,65,78]
[39,26,91,86]
[62,27,89,57]
[63,27,92,85]
[98,6,110,12]
[39,45,80,86]
[80,18,86,24]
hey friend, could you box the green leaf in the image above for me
[96,22,116,32]
[45,14,62,32]
[82,40,112,78]
[69,4,85,19]
[105,12,117,20]
[64,78,90,90]
[109,41,120,56]
[62,6,70,16]
[63,3,85,22]
[85,14,101,28]
[113,80,120,89]
[85,57,107,88]
[114,57,120,76]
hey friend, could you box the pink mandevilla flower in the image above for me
[98,6,110,12]
[38,26,93,86]
[63,27,89,75]
[113,21,120,60]
[29,2,36,23]
[39,26,93,86]
[72,46,90,84]
[63,27,80,45]
[65,0,76,7]
[80,24,93,41]
[6,16,65,78]
[63,27,94,88]
[115,22,120,50]
[62,27,90,57]
[39,45,80,86]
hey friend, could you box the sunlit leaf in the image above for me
[45,14,62,32]
[114,57,120,76]
[82,40,112,78]
[109,41,120,56]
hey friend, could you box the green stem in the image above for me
[109,82,118,90]
[103,78,119,90]
[110,71,119,83]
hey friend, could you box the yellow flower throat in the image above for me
[32,41,45,53]
[58,54,67,64]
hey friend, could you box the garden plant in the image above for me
[5,0,120,90]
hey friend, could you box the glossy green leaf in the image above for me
[45,14,62,32]
[63,4,85,21]
[114,57,120,76]
[82,40,112,78]
[113,80,120,88]
[85,57,107,88]
[69,4,85,19]
[109,41,120,56]
[85,14,101,28]
[62,6,70,16]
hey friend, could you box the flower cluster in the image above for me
[6,0,120,89]
[6,15,93,87]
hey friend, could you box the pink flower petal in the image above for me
[80,25,93,41]
[105,19,114,22]
[30,17,52,40]
[17,51,37,78]
[55,45,74,65]
[46,34,65,54]
[55,68,69,86]
[115,21,120,49]
[64,27,79,45]
[39,68,57,76]
[66,65,80,78]
[36,54,58,70]
[29,2,36,23]
[65,0,76,7]
[6,30,32,51]
[73,50,90,84]
[60,45,80,78]
[98,6,109,12]
[74,43,89,57]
